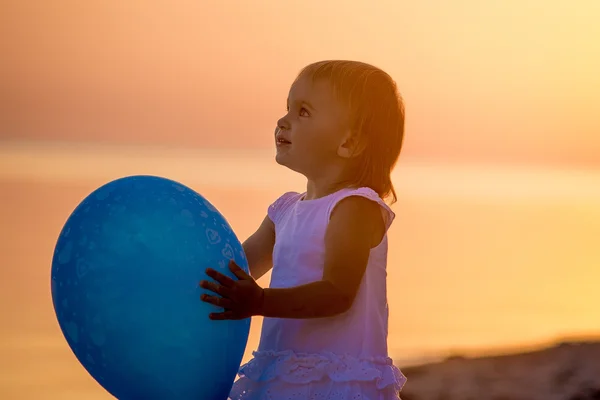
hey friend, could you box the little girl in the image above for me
[200,60,407,399]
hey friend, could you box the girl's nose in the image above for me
[277,116,290,131]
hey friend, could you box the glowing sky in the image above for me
[2,0,599,166]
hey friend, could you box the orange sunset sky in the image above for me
[2,0,599,167]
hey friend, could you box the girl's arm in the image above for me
[200,197,385,320]
[242,215,275,280]
[260,196,385,319]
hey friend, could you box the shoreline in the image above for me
[397,336,600,368]
[399,339,600,399]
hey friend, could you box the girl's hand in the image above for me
[199,260,264,320]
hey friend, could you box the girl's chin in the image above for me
[275,157,289,168]
[275,149,290,164]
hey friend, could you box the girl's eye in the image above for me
[299,107,310,117]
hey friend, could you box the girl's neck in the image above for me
[302,160,358,201]
[304,177,355,201]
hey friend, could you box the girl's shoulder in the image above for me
[267,191,303,224]
[327,187,396,231]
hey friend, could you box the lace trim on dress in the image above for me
[236,350,406,391]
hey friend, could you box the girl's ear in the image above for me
[337,131,366,158]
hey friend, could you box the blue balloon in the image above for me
[51,175,250,400]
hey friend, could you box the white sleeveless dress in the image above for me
[229,187,406,400]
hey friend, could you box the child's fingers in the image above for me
[228,260,251,280]
[199,280,232,297]
[200,294,234,309]
[205,268,235,287]
[209,310,237,320]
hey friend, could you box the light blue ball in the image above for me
[51,175,250,399]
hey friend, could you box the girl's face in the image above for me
[275,76,350,178]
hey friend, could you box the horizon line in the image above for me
[2,139,600,203]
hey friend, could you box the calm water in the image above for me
[1,144,599,398]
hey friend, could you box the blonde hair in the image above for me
[295,60,405,204]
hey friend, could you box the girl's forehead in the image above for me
[288,77,338,107]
